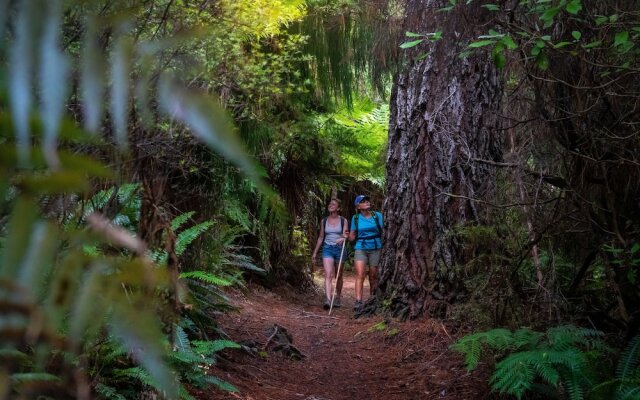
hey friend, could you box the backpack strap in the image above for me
[354,211,383,249]
[353,213,359,240]
[372,211,382,234]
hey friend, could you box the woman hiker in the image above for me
[311,198,348,310]
[348,195,383,312]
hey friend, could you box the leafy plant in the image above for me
[1,0,279,397]
[451,325,610,400]
[93,324,241,399]
[0,157,178,398]
[591,335,640,400]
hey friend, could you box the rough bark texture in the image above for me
[378,0,503,319]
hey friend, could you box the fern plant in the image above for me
[0,156,180,398]
[590,335,640,400]
[1,0,279,397]
[149,211,214,265]
[451,325,611,400]
[76,183,141,230]
[93,324,241,399]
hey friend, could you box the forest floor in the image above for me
[200,270,494,400]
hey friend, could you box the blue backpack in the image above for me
[352,211,383,249]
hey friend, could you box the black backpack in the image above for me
[353,211,383,248]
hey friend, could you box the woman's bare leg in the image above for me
[322,257,335,300]
[354,259,366,301]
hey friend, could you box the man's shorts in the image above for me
[322,244,348,261]
[354,249,381,267]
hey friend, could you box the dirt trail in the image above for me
[203,271,491,400]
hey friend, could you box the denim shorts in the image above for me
[322,244,347,261]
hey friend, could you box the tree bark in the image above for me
[378,0,503,319]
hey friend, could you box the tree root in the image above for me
[354,295,412,320]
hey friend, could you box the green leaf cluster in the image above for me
[458,1,640,71]
[450,325,640,400]
[0,161,180,398]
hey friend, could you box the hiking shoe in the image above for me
[323,299,330,310]
[353,300,363,312]
[333,297,341,308]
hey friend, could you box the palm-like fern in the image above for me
[0,169,179,398]
[1,0,270,397]
[590,335,640,400]
[175,220,215,257]
[149,211,218,266]
[451,325,609,400]
[170,325,240,397]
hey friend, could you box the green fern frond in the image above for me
[83,184,140,221]
[115,184,140,203]
[95,383,127,400]
[10,372,61,383]
[203,375,238,392]
[559,364,585,400]
[102,340,128,363]
[222,250,264,274]
[193,339,241,355]
[616,383,640,400]
[547,326,603,352]
[223,201,252,232]
[149,249,168,265]
[110,306,178,397]
[179,384,198,400]
[590,378,620,399]
[461,337,482,371]
[86,188,114,212]
[0,349,31,368]
[188,283,233,313]
[112,214,133,227]
[545,349,586,368]
[513,327,544,350]
[618,336,640,380]
[479,328,515,350]
[115,367,154,387]
[175,221,214,256]
[171,211,196,232]
[530,356,561,386]
[171,350,205,365]
[179,271,233,286]
[451,328,514,370]
[455,325,610,400]
[174,325,192,354]
[491,351,537,399]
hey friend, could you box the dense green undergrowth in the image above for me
[452,325,640,400]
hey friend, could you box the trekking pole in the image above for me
[328,238,347,315]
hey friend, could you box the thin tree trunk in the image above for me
[377,0,503,319]
[509,128,543,287]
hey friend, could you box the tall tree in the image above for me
[376,0,504,319]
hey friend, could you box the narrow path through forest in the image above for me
[201,271,492,400]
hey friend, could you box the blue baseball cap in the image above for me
[354,195,370,206]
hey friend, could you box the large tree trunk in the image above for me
[377,0,503,319]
